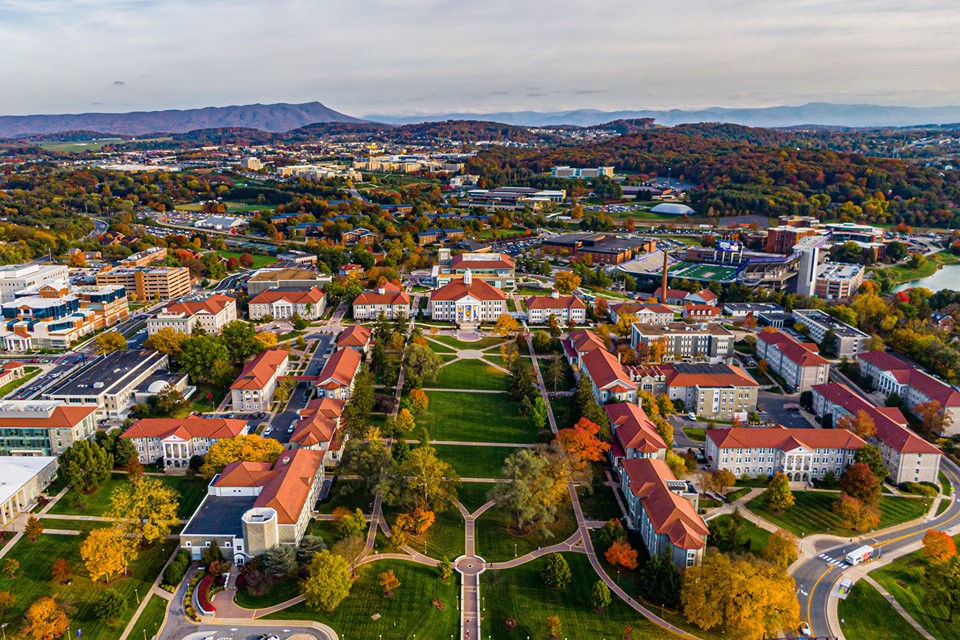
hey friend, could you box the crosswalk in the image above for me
[819,553,847,568]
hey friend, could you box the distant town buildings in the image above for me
[550,166,615,179]
[0,264,70,303]
[792,309,869,357]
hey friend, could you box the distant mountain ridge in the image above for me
[367,102,960,128]
[0,101,363,139]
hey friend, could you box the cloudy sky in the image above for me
[1,0,958,117]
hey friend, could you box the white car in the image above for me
[687,412,697,422]
[263,427,273,436]
[799,621,812,636]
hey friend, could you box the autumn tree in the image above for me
[605,540,639,570]
[555,418,611,467]
[95,330,127,354]
[22,597,70,640]
[713,469,736,494]
[546,615,562,639]
[923,529,957,564]
[915,400,951,437]
[110,477,180,544]
[490,449,564,536]
[764,473,795,513]
[837,409,876,439]
[554,270,581,294]
[493,313,520,337]
[81,528,138,583]
[24,516,43,541]
[840,463,881,506]
[179,334,231,384]
[2,559,18,578]
[408,388,429,414]
[254,331,279,351]
[200,434,283,479]
[0,591,14,617]
[596,519,627,553]
[332,507,367,540]
[854,444,887,481]
[833,494,880,532]
[682,552,800,640]
[60,439,113,493]
[394,408,416,434]
[402,343,442,389]
[381,444,460,512]
[395,507,435,537]
[143,327,188,358]
[761,530,799,569]
[379,570,401,597]
[51,558,70,584]
[592,580,612,612]
[545,357,566,391]
[542,553,572,590]
[302,550,353,612]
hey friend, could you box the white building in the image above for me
[147,294,238,336]
[0,264,70,303]
[121,417,249,471]
[0,456,58,525]
[525,291,587,325]
[230,350,289,412]
[248,287,326,321]
[428,271,506,326]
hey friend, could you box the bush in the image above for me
[163,549,191,587]
[899,482,938,497]
[196,573,216,614]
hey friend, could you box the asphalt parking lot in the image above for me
[757,390,815,429]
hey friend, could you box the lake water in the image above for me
[893,263,960,293]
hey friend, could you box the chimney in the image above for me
[552,289,559,299]
[377,286,385,295]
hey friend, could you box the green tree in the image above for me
[221,320,263,363]
[151,384,190,417]
[489,449,564,537]
[545,357,565,391]
[342,366,376,437]
[341,432,393,492]
[94,330,127,354]
[261,545,298,578]
[94,589,126,622]
[764,472,795,513]
[402,344,442,389]
[925,555,960,622]
[302,550,353,612]
[382,444,460,512]
[179,334,230,384]
[60,440,113,493]
[854,444,887,480]
[592,579,612,611]
[542,553,572,590]
[143,327,188,358]
[508,356,537,402]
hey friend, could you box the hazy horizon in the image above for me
[2,0,958,117]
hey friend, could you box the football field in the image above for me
[670,261,740,282]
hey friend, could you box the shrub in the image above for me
[196,573,216,614]
[163,549,191,587]
[899,482,938,497]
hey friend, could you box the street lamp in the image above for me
[134,588,139,605]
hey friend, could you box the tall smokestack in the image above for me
[661,249,670,301]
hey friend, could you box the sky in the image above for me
[1,0,959,117]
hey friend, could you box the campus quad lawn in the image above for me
[424,338,457,354]
[0,534,176,640]
[745,490,928,537]
[413,391,538,444]
[431,444,524,478]
[50,473,207,518]
[870,534,960,640]
[428,334,507,350]
[707,513,772,552]
[724,487,751,502]
[576,483,624,522]
[127,594,168,640]
[383,501,465,560]
[264,559,459,639]
[838,581,925,640]
[481,552,668,639]
[233,573,301,609]
[317,478,373,515]
[190,381,230,412]
[475,496,579,562]
[455,482,497,513]
[214,250,277,268]
[549,394,578,430]
[429,359,509,391]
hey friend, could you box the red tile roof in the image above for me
[857,351,960,408]
[605,402,666,454]
[581,348,633,391]
[812,382,940,455]
[353,287,410,306]
[525,294,586,311]
[683,304,720,316]
[167,294,235,317]
[230,350,289,391]
[249,287,325,305]
[215,449,324,524]
[707,425,866,452]
[450,253,516,270]
[0,404,97,429]
[336,324,372,348]
[121,417,247,441]
[621,458,708,550]
[317,347,361,389]
[758,330,829,367]
[689,289,718,303]
[664,364,759,389]
[653,287,689,301]
[291,397,345,447]
[430,277,506,302]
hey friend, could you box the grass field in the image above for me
[176,201,275,213]
[475,497,578,562]
[427,334,508,350]
[481,552,667,639]
[39,518,121,533]
[234,573,301,609]
[838,581,925,640]
[214,249,276,268]
[745,491,928,537]
[549,394,578,430]
[576,484,624,522]
[0,367,41,398]
[127,594,168,640]
[424,338,457,354]
[264,559,459,639]
[430,359,509,391]
[670,261,740,283]
[708,513,772,551]
[682,426,706,442]
[431,444,525,478]
[0,535,176,640]
[870,534,960,640]
[455,482,497,513]
[317,478,374,515]
[189,381,230,412]
[413,391,537,444]
[50,473,207,519]
[384,502,465,560]
[724,487,751,502]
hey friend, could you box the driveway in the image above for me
[757,390,811,429]
[266,381,312,445]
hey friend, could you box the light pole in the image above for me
[134,587,139,605]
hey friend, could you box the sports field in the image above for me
[670,260,739,282]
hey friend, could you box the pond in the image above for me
[893,263,960,293]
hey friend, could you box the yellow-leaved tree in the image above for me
[80,528,138,583]
[200,435,284,480]
[109,477,180,545]
[22,597,70,640]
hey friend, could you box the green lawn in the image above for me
[549,394,578,430]
[475,497,579,562]
[50,473,207,519]
[214,250,277,268]
[264,559,459,639]
[424,339,457,354]
[0,368,41,398]
[127,594,168,640]
[317,478,374,515]
[39,518,123,533]
[724,487,751,502]
[234,574,301,609]
[682,426,706,442]
[455,482,497,513]
[428,334,508,350]
[940,471,953,496]
[870,534,960,640]
[708,513,772,552]
[413,391,538,444]
[190,381,230,412]
[430,359,509,391]
[432,444,525,478]
[577,484,624,522]
[384,502,465,560]
[0,534,176,640]
[481,552,670,639]
[745,491,928,537]
[838,581,925,640]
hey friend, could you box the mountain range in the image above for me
[5,101,960,139]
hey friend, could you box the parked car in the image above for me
[687,412,697,421]
[799,621,812,637]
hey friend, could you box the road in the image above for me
[212,272,250,293]
[266,381,313,445]
[184,627,334,640]
[796,458,960,637]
